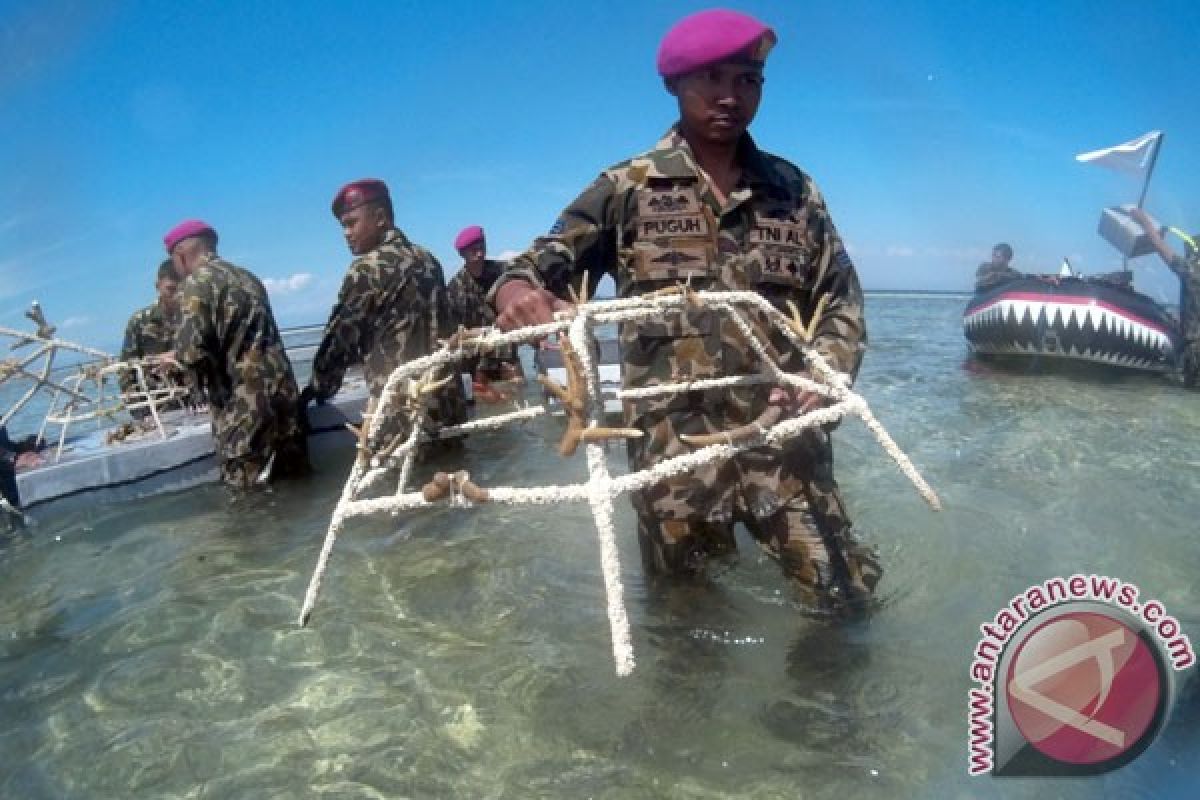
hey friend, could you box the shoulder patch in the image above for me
[548,218,566,236]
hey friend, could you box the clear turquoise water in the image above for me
[2,294,1198,798]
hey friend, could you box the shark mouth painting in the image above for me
[963,276,1180,372]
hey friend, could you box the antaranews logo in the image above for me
[967,574,1195,777]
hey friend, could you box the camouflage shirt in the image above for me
[309,228,467,440]
[176,254,302,464]
[311,227,459,398]
[974,262,1022,291]
[118,302,182,394]
[494,126,867,523]
[446,260,506,331]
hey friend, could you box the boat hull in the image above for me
[962,276,1180,372]
[13,383,369,517]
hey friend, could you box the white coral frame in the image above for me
[297,289,941,676]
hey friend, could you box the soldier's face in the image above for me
[672,60,763,145]
[992,248,1011,267]
[459,241,486,271]
[156,277,180,311]
[340,204,387,255]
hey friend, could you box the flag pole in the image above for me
[1135,132,1164,209]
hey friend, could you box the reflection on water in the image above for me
[2,296,1198,797]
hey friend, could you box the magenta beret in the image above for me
[656,9,776,78]
[163,219,217,253]
[454,225,484,251]
[332,178,390,218]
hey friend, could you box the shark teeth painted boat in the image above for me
[962,274,1181,372]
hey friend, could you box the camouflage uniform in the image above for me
[1169,249,1200,387]
[118,302,189,414]
[493,126,880,611]
[974,261,1022,291]
[446,259,520,376]
[310,227,467,451]
[176,254,309,488]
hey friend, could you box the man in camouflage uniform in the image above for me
[446,225,521,380]
[302,179,466,453]
[118,259,191,415]
[974,243,1022,291]
[1132,208,1200,387]
[492,9,880,613]
[166,219,309,489]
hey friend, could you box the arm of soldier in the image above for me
[1129,208,1179,269]
[174,285,219,399]
[770,207,866,414]
[309,263,371,401]
[117,313,142,394]
[492,174,620,331]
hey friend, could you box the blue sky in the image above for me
[3,0,1199,351]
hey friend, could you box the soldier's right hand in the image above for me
[495,281,571,332]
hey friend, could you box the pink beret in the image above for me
[332,178,390,218]
[656,9,776,78]
[454,225,484,250]
[163,219,217,253]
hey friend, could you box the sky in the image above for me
[2,0,1199,351]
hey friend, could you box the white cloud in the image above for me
[263,272,314,295]
[496,250,521,261]
[59,315,91,329]
[885,245,916,258]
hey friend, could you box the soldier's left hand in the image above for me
[768,379,825,416]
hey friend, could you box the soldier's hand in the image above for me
[495,281,571,332]
[768,377,825,416]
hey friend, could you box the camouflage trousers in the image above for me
[213,393,311,490]
[631,421,881,614]
[219,433,310,490]
[635,484,881,615]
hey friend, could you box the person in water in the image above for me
[445,225,522,385]
[974,243,1022,290]
[166,219,310,488]
[302,179,467,454]
[491,8,880,614]
[1131,207,1200,387]
[118,258,192,417]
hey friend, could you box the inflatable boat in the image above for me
[963,274,1180,372]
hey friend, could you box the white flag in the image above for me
[1075,130,1162,175]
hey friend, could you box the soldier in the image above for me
[302,179,466,452]
[974,243,1022,290]
[118,259,190,415]
[1131,208,1200,387]
[446,225,522,382]
[165,219,309,489]
[492,9,880,614]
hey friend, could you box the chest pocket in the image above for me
[748,210,819,288]
[626,185,717,283]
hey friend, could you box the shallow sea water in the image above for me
[2,294,1198,798]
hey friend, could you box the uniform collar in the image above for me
[381,227,408,248]
[647,124,779,188]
